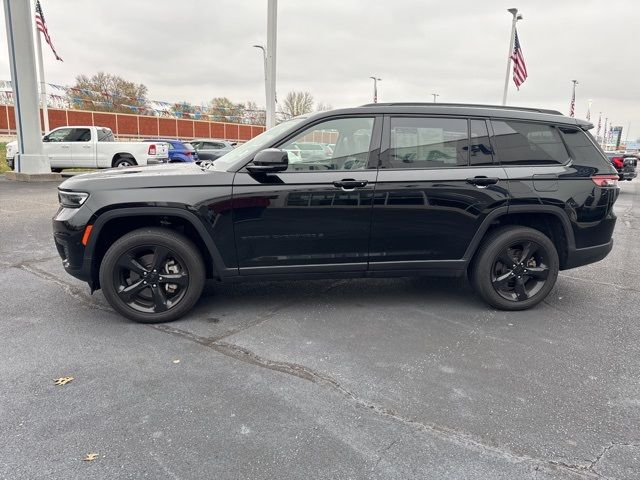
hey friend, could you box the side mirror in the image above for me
[246,148,288,173]
[42,135,50,142]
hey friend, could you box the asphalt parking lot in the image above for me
[1,176,638,480]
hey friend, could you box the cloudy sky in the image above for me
[1,0,639,139]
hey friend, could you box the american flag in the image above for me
[510,29,527,89]
[35,1,63,61]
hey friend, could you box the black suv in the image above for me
[53,104,619,323]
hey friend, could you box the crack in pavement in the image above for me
[148,323,604,479]
[15,262,112,313]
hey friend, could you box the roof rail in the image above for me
[359,102,563,115]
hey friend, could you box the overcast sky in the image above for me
[1,0,639,139]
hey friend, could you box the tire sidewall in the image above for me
[472,227,559,311]
[99,228,205,323]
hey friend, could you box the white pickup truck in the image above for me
[5,126,169,171]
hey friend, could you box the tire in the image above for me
[469,226,559,311]
[113,156,137,168]
[99,228,205,323]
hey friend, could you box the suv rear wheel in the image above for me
[470,226,559,310]
[99,228,205,323]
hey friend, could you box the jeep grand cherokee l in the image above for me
[53,103,619,323]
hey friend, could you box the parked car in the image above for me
[190,139,235,161]
[5,126,169,171]
[605,151,637,181]
[54,103,619,323]
[5,141,17,169]
[142,139,198,163]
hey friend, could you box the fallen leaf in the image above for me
[83,453,98,462]
[172,359,180,364]
[54,376,74,386]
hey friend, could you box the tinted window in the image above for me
[491,120,569,165]
[280,117,374,172]
[64,128,91,142]
[560,128,611,170]
[469,119,494,165]
[389,117,468,168]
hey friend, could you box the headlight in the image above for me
[58,190,89,208]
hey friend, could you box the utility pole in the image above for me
[502,8,522,105]
[35,21,49,133]
[3,0,48,174]
[570,80,578,117]
[369,76,381,103]
[265,0,277,129]
[431,93,439,103]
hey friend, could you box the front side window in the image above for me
[388,117,469,168]
[491,120,569,165]
[279,117,374,172]
[47,128,73,142]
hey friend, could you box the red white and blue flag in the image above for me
[35,0,63,61]
[510,29,528,89]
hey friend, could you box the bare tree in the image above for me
[316,101,333,112]
[244,101,266,126]
[282,91,314,118]
[69,72,148,113]
[208,97,245,122]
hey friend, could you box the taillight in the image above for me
[148,144,157,155]
[591,175,619,187]
[184,151,192,156]
[612,157,624,168]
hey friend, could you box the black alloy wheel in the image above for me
[100,228,205,323]
[470,226,559,311]
[491,240,550,302]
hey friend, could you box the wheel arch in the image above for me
[85,207,225,289]
[111,153,137,167]
[464,206,575,270]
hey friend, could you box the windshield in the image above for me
[211,118,306,170]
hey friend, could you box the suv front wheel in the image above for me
[99,228,205,323]
[470,226,559,311]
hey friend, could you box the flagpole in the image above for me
[502,8,521,106]
[34,17,49,133]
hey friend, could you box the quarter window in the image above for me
[491,120,569,165]
[280,117,374,172]
[388,117,469,168]
[559,127,610,170]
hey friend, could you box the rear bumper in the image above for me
[563,239,614,270]
[147,157,170,165]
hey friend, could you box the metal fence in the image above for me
[0,105,266,142]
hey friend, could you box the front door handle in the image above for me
[466,176,499,188]
[333,179,368,190]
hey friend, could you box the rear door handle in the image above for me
[466,176,499,188]
[333,179,368,190]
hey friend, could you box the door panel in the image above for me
[70,128,95,167]
[233,171,377,273]
[370,167,509,266]
[44,127,74,168]
[369,115,510,268]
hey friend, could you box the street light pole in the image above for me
[431,93,439,103]
[252,44,267,124]
[502,8,522,106]
[265,0,277,129]
[369,76,381,103]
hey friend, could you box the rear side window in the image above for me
[491,120,569,165]
[389,117,469,168]
[66,128,92,142]
[469,119,494,166]
[559,128,610,170]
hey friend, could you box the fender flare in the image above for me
[462,205,575,262]
[85,206,229,277]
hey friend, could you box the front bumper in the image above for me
[52,207,93,285]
